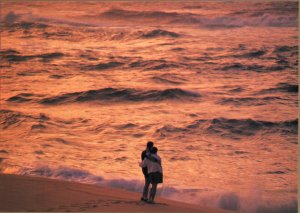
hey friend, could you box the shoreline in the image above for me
[0,173,236,212]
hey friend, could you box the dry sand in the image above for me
[0,174,236,212]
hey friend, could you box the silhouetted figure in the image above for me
[142,146,163,203]
[140,141,154,201]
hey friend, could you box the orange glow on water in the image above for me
[0,1,298,211]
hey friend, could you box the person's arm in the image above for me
[146,154,161,165]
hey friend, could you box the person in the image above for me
[142,146,163,203]
[140,141,154,202]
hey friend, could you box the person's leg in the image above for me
[142,176,151,200]
[149,183,157,202]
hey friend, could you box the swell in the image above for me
[2,14,182,41]
[219,63,291,72]
[87,29,182,42]
[97,7,297,28]
[0,50,64,63]
[155,118,298,139]
[15,88,200,105]
[3,2,298,30]
[129,59,182,71]
[98,8,200,25]
[218,96,290,106]
[3,21,49,30]
[0,109,50,130]
[259,83,298,94]
[0,109,89,132]
[137,29,180,38]
[190,118,298,136]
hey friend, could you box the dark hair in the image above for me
[147,141,154,149]
[150,147,158,154]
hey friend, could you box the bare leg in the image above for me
[149,183,157,202]
[142,176,151,199]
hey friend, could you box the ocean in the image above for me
[0,1,298,212]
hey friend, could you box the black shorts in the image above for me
[149,172,163,184]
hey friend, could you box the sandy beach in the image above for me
[0,174,235,212]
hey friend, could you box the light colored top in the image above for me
[142,154,162,174]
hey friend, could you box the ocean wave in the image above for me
[84,58,183,72]
[259,83,298,94]
[218,96,287,106]
[129,59,182,71]
[4,21,49,30]
[0,109,31,129]
[7,93,34,103]
[240,49,267,58]
[4,3,297,31]
[97,8,297,28]
[3,11,21,24]
[43,31,73,39]
[39,88,200,104]
[188,118,298,138]
[0,109,88,132]
[19,165,104,183]
[79,28,180,41]
[98,8,199,25]
[154,118,297,139]
[2,11,49,29]
[138,29,180,38]
[200,14,297,28]
[86,61,124,70]
[154,124,188,138]
[151,76,183,85]
[115,123,137,129]
[0,109,50,130]
[1,50,64,63]
[274,45,298,53]
[220,63,290,72]
[0,49,20,55]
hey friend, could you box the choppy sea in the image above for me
[0,1,298,212]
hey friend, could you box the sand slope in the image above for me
[0,174,235,212]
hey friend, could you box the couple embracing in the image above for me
[140,141,163,204]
